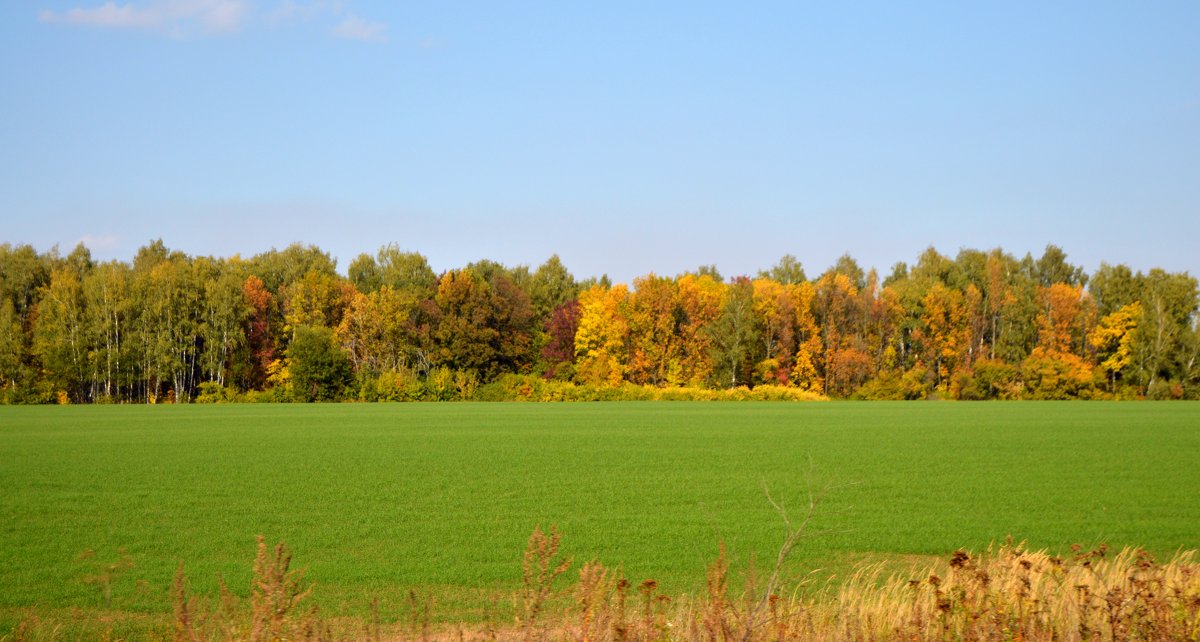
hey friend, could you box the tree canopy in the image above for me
[1,241,1196,403]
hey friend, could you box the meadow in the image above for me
[1,401,1198,635]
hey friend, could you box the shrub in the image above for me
[1019,348,1098,400]
[854,368,928,400]
[1146,379,1184,400]
[955,359,1020,400]
[472,375,826,402]
[195,381,236,404]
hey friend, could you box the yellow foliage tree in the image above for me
[1089,301,1141,390]
[915,283,969,391]
[676,274,722,385]
[574,284,629,387]
[789,281,823,392]
[752,278,793,384]
[625,275,680,386]
[335,286,421,375]
[282,269,356,335]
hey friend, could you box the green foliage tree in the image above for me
[0,243,52,328]
[0,244,53,397]
[350,244,437,297]
[248,243,338,294]
[1089,263,1140,317]
[0,298,20,399]
[708,277,758,387]
[347,253,382,294]
[287,325,353,402]
[1034,244,1087,288]
[81,261,132,401]
[1130,269,1199,388]
[129,242,203,402]
[527,255,578,320]
[759,254,806,285]
[33,265,89,401]
[199,259,249,388]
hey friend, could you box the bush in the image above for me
[355,368,481,402]
[854,368,928,400]
[955,360,1020,400]
[472,375,826,402]
[1019,349,1098,400]
[236,389,275,404]
[195,382,237,404]
[1146,379,1184,400]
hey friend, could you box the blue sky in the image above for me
[2,1,1197,284]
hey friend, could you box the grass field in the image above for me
[1,401,1198,626]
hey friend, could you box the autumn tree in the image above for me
[1089,302,1141,391]
[337,286,422,376]
[1015,282,1097,399]
[1180,318,1200,395]
[752,278,795,384]
[813,271,865,393]
[913,283,968,391]
[574,284,629,387]
[432,269,535,381]
[1036,283,1087,355]
[282,269,356,336]
[385,248,437,296]
[789,281,823,392]
[674,273,722,385]
[239,275,277,390]
[542,300,581,380]
[858,271,905,375]
[982,249,1014,360]
[5,239,1200,403]
[625,274,682,386]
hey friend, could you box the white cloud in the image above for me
[76,233,123,251]
[332,14,386,42]
[39,0,249,36]
[267,0,344,23]
[40,0,388,42]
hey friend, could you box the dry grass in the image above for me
[4,536,1199,641]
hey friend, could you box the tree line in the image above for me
[1,241,1197,403]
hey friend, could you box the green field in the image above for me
[1,402,1198,621]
